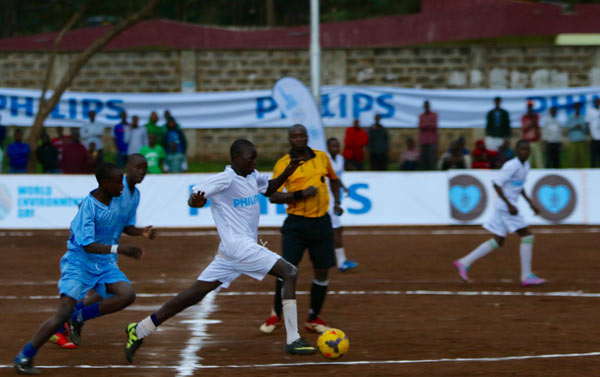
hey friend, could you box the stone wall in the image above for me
[1,45,599,161]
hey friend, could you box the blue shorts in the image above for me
[58,251,130,301]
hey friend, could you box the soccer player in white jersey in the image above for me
[124,139,317,362]
[453,140,546,287]
[326,137,358,272]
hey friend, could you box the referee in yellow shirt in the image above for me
[260,124,342,334]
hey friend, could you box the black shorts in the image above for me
[280,213,335,269]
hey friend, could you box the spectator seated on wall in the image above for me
[398,136,420,171]
[60,129,91,174]
[493,139,514,169]
[164,141,187,173]
[471,139,496,169]
[440,140,467,170]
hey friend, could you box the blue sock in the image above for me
[150,313,161,327]
[75,301,84,311]
[72,302,102,323]
[16,343,37,361]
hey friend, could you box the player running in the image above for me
[48,154,155,350]
[326,137,358,272]
[453,140,546,286]
[124,139,317,363]
[13,161,153,375]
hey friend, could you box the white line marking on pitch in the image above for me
[2,351,600,370]
[176,291,218,377]
[1,227,599,238]
[5,290,600,301]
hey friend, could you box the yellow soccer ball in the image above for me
[317,328,349,359]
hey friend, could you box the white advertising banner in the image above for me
[273,77,327,151]
[1,85,599,129]
[0,170,596,229]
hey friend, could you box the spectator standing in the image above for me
[485,97,511,152]
[80,110,105,163]
[51,126,72,165]
[139,134,166,174]
[126,116,148,157]
[7,129,30,173]
[521,101,543,168]
[60,129,90,174]
[342,119,369,171]
[36,133,60,173]
[145,111,165,141]
[586,98,600,168]
[542,106,563,169]
[440,140,467,170]
[0,114,6,146]
[163,117,187,155]
[164,141,187,173]
[398,136,420,171]
[565,102,587,168]
[113,110,129,168]
[368,114,389,171]
[418,100,438,170]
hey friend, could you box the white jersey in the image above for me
[492,157,530,211]
[193,166,269,257]
[327,153,344,228]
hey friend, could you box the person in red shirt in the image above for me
[342,118,369,171]
[60,129,91,174]
[51,126,72,166]
[418,100,439,170]
[471,139,496,169]
[521,100,542,168]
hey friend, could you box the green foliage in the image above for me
[1,0,421,38]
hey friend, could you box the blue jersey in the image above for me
[66,177,139,264]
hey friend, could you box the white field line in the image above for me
[176,291,218,377]
[5,289,600,301]
[1,227,599,238]
[2,351,600,370]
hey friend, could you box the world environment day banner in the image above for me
[0,85,599,129]
[0,170,598,229]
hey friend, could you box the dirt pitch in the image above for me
[2,225,600,377]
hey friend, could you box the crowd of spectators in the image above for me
[0,110,187,174]
[1,97,600,173]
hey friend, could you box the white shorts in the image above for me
[197,243,280,289]
[483,209,528,237]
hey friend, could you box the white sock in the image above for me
[459,238,499,267]
[136,316,157,339]
[282,299,301,345]
[520,235,534,280]
[335,247,347,267]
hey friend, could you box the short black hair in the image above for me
[494,96,501,102]
[289,124,307,135]
[95,162,121,184]
[230,139,255,159]
[327,137,338,145]
[516,139,529,149]
[127,153,146,166]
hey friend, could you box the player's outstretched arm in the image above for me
[521,190,539,215]
[264,157,305,197]
[329,179,343,216]
[83,243,144,259]
[493,183,518,215]
[188,191,207,208]
[123,225,157,239]
[269,186,318,204]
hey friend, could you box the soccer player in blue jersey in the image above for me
[14,161,154,375]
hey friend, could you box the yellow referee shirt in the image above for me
[273,148,338,218]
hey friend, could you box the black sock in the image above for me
[309,282,327,321]
[274,279,283,318]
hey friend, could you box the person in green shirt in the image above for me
[144,112,165,141]
[139,134,166,174]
